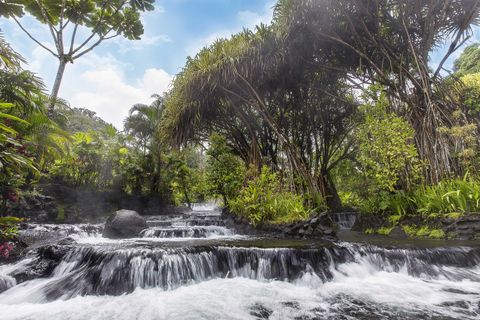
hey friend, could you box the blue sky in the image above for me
[0,0,275,128]
[0,0,478,129]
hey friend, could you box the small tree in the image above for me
[0,0,155,112]
[454,43,480,76]
[357,90,422,192]
[205,134,244,205]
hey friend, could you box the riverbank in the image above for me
[352,212,480,240]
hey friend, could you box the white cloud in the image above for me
[114,33,171,53]
[26,46,172,130]
[186,1,275,57]
[237,1,275,29]
[67,65,172,130]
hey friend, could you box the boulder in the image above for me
[0,275,15,294]
[103,209,147,239]
[388,226,408,239]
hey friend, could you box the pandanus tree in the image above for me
[0,0,155,113]
[273,0,480,184]
[162,25,357,210]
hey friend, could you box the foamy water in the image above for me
[2,206,480,319]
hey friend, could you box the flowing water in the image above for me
[1,206,480,320]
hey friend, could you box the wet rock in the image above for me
[388,226,408,239]
[249,303,273,319]
[38,244,71,261]
[103,209,147,239]
[322,227,335,236]
[56,237,77,246]
[0,275,16,293]
[36,213,49,222]
[9,239,74,284]
[10,258,58,283]
[282,301,300,309]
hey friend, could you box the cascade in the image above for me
[1,206,479,320]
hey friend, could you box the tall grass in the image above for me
[361,175,480,217]
[410,175,480,216]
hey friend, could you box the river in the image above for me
[0,205,479,319]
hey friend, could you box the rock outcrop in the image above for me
[442,214,480,240]
[103,210,147,239]
[223,209,336,239]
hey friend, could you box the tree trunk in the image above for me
[49,58,67,115]
[183,184,191,208]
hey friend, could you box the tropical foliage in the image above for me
[229,166,312,225]
[2,0,480,242]
[205,134,245,205]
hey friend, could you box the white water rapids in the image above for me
[0,207,479,320]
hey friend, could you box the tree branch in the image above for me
[71,0,126,56]
[12,17,58,58]
[68,23,79,56]
[433,0,480,77]
[33,0,60,52]
[72,33,119,59]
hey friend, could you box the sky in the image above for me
[0,0,276,129]
[0,0,479,129]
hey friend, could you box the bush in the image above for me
[357,89,422,192]
[205,134,245,204]
[411,175,480,215]
[359,175,480,218]
[0,216,22,242]
[228,166,311,225]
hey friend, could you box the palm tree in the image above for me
[124,94,164,154]
[124,94,166,194]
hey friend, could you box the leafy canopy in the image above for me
[0,0,154,43]
[454,43,480,76]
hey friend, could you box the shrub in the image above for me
[357,90,422,192]
[0,216,21,239]
[228,166,311,225]
[205,134,245,204]
[410,175,480,215]
[359,175,480,217]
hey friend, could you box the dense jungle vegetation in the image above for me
[2,0,480,249]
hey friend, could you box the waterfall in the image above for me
[2,205,480,320]
[334,212,357,229]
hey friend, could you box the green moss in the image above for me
[377,226,394,235]
[416,226,431,237]
[402,225,417,237]
[428,229,445,239]
[388,214,401,225]
[402,225,445,239]
[426,212,441,220]
[56,205,66,222]
[365,228,375,235]
[445,212,463,220]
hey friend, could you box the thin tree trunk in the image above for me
[183,185,191,208]
[49,58,67,114]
